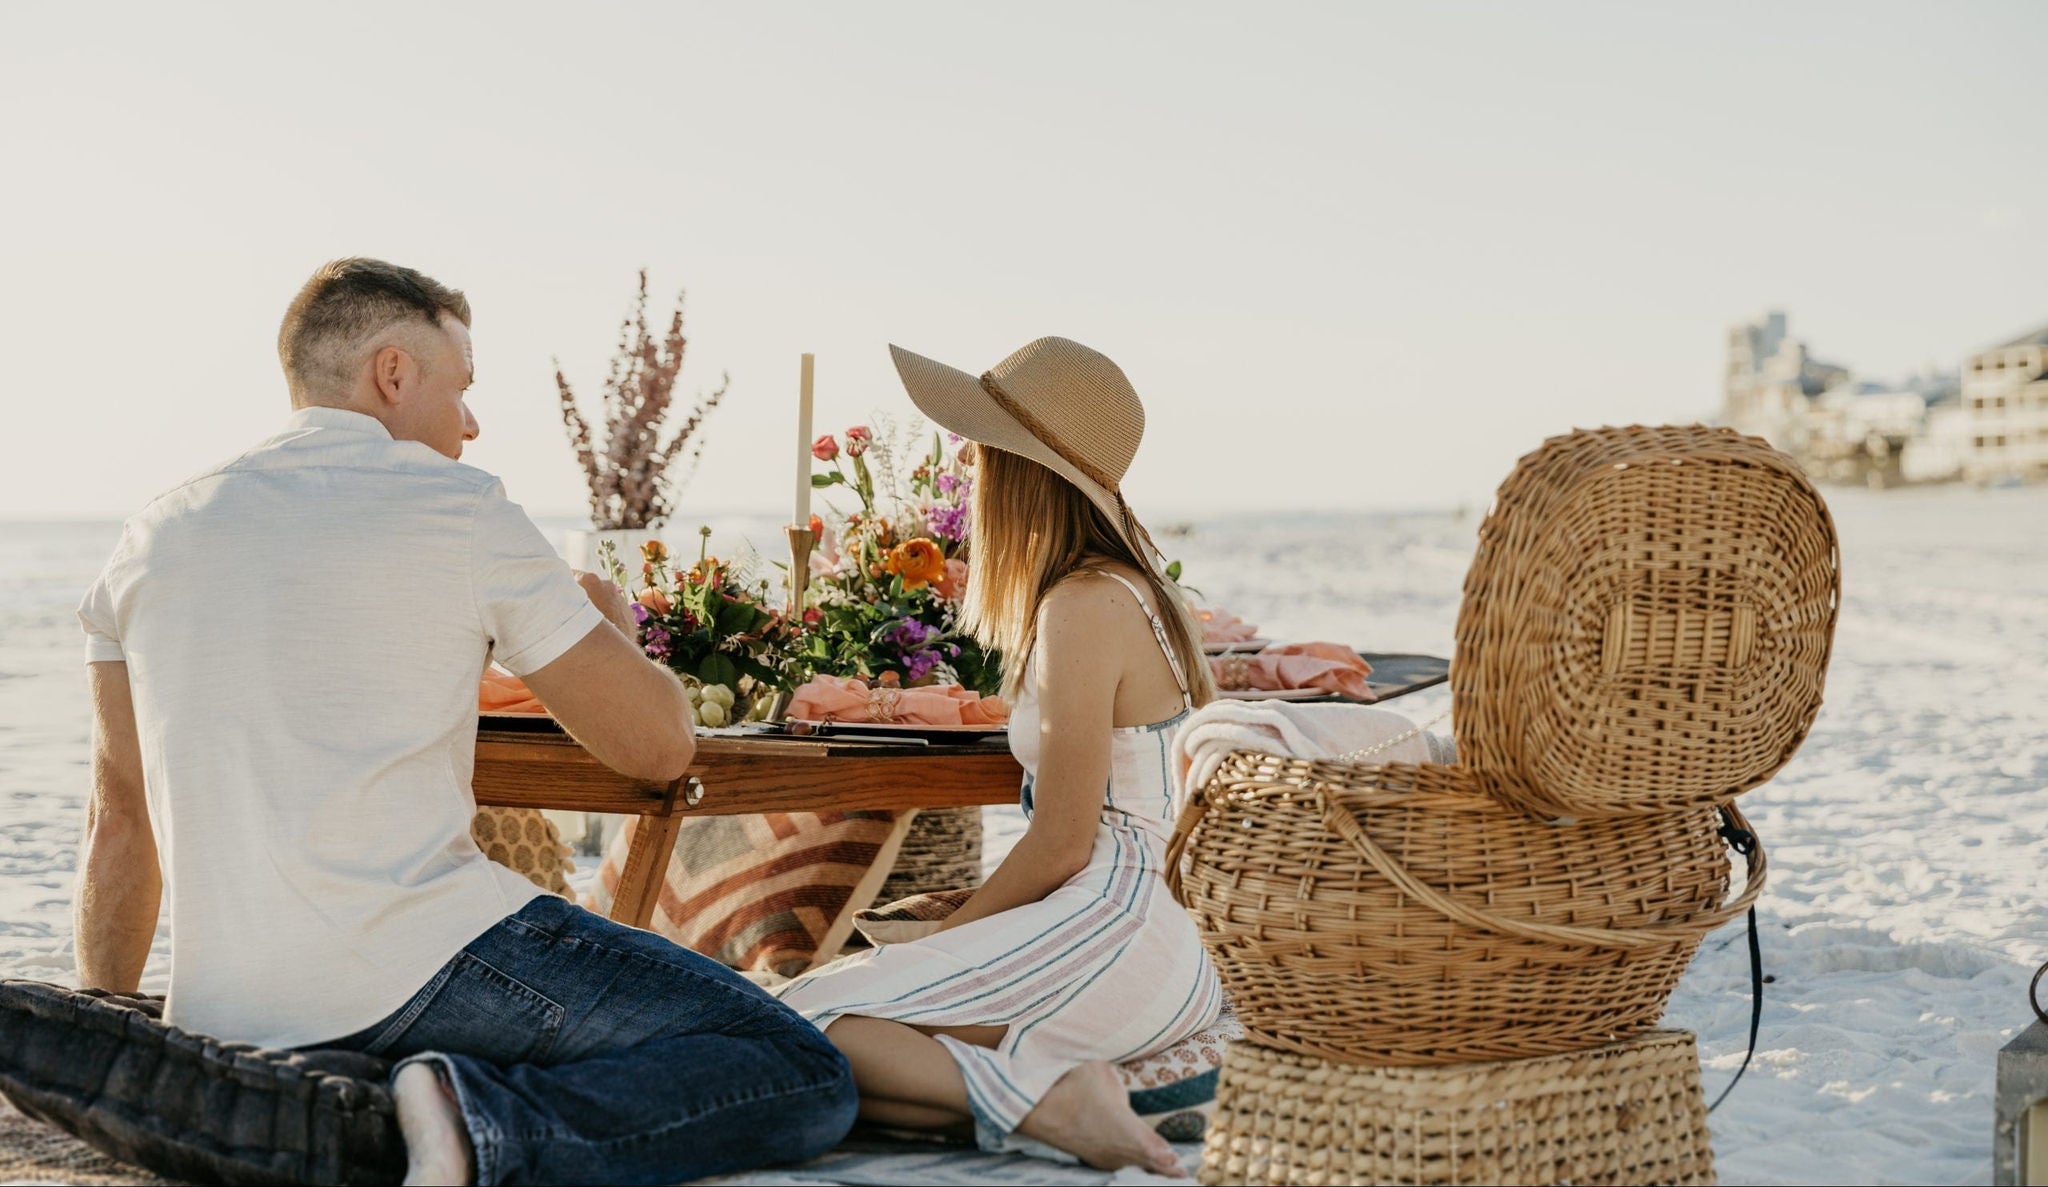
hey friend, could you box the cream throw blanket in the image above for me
[1171,699,1456,801]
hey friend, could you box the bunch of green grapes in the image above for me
[686,682,737,728]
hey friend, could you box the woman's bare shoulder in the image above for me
[1039,565,1151,626]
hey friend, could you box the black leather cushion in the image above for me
[0,980,402,1185]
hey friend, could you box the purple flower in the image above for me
[936,472,961,497]
[883,618,935,650]
[643,624,672,660]
[927,503,970,542]
[631,602,652,625]
[906,650,941,683]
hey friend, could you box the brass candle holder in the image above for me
[785,525,817,616]
[770,525,819,723]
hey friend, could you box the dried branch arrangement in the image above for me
[555,269,729,530]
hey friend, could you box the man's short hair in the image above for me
[277,259,471,402]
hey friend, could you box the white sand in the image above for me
[2,488,2044,1185]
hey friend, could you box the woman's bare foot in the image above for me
[1018,1061,1184,1177]
[393,1062,475,1186]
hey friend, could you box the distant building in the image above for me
[1723,312,1849,455]
[1961,325,2048,484]
[1723,310,1957,486]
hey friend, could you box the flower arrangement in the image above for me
[794,421,999,695]
[601,533,796,726]
[556,270,729,530]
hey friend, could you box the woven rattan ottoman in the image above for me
[1198,1029,1715,1186]
[876,805,984,901]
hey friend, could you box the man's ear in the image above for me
[371,344,415,408]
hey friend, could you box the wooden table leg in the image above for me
[610,810,685,930]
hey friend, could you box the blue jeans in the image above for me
[328,896,856,1185]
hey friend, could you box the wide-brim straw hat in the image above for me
[889,336,1161,571]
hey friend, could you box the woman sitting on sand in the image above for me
[776,338,1224,1176]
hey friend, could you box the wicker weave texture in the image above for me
[1199,1031,1715,1186]
[876,806,984,903]
[1453,425,1840,817]
[1169,756,1760,1065]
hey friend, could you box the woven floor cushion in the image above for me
[875,805,984,903]
[1199,1029,1715,1186]
[0,981,400,1186]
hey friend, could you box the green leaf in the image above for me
[811,473,842,488]
[698,654,740,690]
[1165,560,1183,582]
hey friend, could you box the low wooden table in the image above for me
[472,725,1023,929]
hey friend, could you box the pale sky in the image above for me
[2,1,2042,522]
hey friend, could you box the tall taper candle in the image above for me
[794,352,815,528]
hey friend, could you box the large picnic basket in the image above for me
[1166,756,1762,1066]
[1167,425,1822,1068]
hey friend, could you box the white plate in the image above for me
[1215,687,1334,700]
[1202,637,1272,654]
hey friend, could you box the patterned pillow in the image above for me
[470,806,575,897]
[585,810,919,977]
[1119,1007,1243,1142]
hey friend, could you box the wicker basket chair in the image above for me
[1453,424,1840,818]
[1167,756,1761,1066]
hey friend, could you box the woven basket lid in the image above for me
[1452,425,1840,816]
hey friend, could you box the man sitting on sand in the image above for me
[72,258,856,1185]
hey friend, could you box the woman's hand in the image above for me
[937,579,1125,932]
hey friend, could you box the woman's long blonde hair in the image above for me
[961,446,1215,707]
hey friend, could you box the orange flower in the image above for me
[636,587,672,615]
[934,557,969,602]
[640,539,667,564]
[885,538,946,591]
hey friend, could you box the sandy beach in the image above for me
[2,486,2043,1185]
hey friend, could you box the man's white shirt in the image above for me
[78,407,603,1049]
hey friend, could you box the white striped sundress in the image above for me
[775,570,1226,1151]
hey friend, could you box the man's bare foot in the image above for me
[393,1062,475,1186]
[1018,1061,1185,1177]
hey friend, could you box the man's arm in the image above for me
[77,661,161,992]
[519,573,696,784]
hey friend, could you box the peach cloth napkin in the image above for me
[479,670,548,715]
[1196,606,1260,644]
[787,676,1010,727]
[1209,642,1376,701]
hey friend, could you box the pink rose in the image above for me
[812,434,840,461]
[844,425,872,458]
[934,557,969,602]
